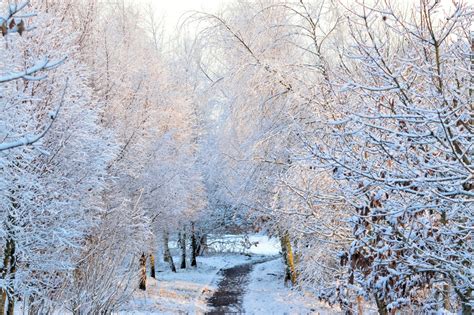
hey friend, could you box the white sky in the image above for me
[136,0,463,35]
[142,0,225,33]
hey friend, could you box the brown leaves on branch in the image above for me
[1,19,25,36]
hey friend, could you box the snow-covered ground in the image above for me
[120,235,338,314]
[244,258,340,315]
[206,233,281,255]
[121,254,266,314]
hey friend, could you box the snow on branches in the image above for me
[192,0,473,313]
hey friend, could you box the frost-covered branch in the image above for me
[0,57,66,83]
[0,80,68,151]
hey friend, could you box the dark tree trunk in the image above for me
[460,287,472,315]
[180,231,186,269]
[0,290,6,315]
[197,234,207,256]
[163,230,176,272]
[7,250,16,315]
[6,295,14,315]
[191,222,197,267]
[139,253,146,291]
[2,211,17,315]
[374,294,388,315]
[149,254,156,279]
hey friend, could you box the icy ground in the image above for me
[121,235,338,314]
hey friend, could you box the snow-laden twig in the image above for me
[0,57,67,83]
[0,79,68,151]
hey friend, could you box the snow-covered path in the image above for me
[206,261,254,314]
[122,254,339,314]
[206,257,278,314]
[122,236,339,314]
[121,254,270,314]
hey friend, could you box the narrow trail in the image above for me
[205,257,277,314]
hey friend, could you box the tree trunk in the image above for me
[462,302,472,315]
[281,232,297,285]
[197,234,207,256]
[279,234,291,284]
[1,202,17,315]
[374,294,388,315]
[139,253,146,291]
[461,287,472,315]
[163,249,169,262]
[0,290,6,315]
[190,222,197,267]
[442,283,450,311]
[180,231,186,269]
[1,236,16,315]
[163,230,176,272]
[149,254,156,279]
[6,295,14,315]
[356,296,364,315]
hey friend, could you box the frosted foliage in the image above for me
[0,0,472,314]
[191,0,473,313]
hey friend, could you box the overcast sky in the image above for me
[144,0,225,34]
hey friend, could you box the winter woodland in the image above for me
[0,0,472,314]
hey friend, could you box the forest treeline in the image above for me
[0,0,472,314]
